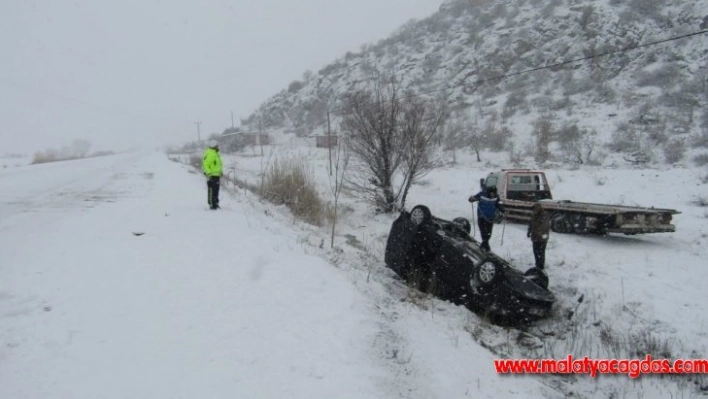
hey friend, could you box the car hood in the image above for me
[502,267,556,303]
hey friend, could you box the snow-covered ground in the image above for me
[1,151,568,399]
[219,137,708,398]
[1,154,31,169]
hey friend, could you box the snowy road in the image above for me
[0,152,559,398]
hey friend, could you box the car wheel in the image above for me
[476,259,501,287]
[524,267,549,290]
[410,205,432,226]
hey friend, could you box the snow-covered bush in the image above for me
[533,114,553,163]
[695,195,708,207]
[693,153,708,167]
[663,138,686,164]
[693,131,708,148]
[188,154,202,169]
[31,140,93,164]
[609,123,640,153]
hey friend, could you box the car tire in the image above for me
[410,205,432,226]
[524,267,549,290]
[476,259,502,288]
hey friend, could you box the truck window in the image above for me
[485,176,498,189]
[509,175,537,191]
[506,173,552,200]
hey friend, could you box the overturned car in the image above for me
[385,205,556,322]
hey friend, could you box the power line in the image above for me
[316,28,708,111]
[402,29,708,101]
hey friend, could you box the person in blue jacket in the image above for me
[468,186,504,252]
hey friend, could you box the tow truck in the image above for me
[481,169,679,235]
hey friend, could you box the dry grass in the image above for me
[189,154,202,169]
[178,153,324,226]
[222,173,259,195]
[31,150,115,165]
[261,155,325,226]
[31,152,80,164]
[693,153,708,167]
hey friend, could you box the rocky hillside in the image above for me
[239,0,708,166]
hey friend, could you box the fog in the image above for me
[0,0,440,155]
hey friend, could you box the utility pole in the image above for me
[194,121,202,148]
[258,114,264,156]
[326,107,332,176]
[231,111,235,130]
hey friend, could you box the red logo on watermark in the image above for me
[494,355,708,378]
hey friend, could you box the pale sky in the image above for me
[0,0,441,154]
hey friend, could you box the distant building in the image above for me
[236,132,270,146]
[313,134,338,148]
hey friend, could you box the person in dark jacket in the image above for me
[469,186,504,252]
[527,203,551,269]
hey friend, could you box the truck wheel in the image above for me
[410,205,432,226]
[570,213,587,233]
[551,213,570,233]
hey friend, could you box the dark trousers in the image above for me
[478,217,494,251]
[532,240,547,269]
[207,176,220,208]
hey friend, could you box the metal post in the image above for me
[195,121,202,148]
[471,203,476,238]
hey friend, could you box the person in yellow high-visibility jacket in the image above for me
[202,140,223,210]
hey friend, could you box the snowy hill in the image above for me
[239,0,708,166]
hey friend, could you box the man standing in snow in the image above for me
[527,203,550,269]
[468,186,504,252]
[202,140,223,210]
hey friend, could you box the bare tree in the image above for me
[398,97,446,209]
[328,138,350,248]
[442,106,468,164]
[315,86,336,176]
[464,112,483,162]
[558,123,600,165]
[341,79,403,212]
[481,110,511,151]
[533,114,553,163]
[664,138,686,164]
[341,78,446,212]
[442,114,464,164]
